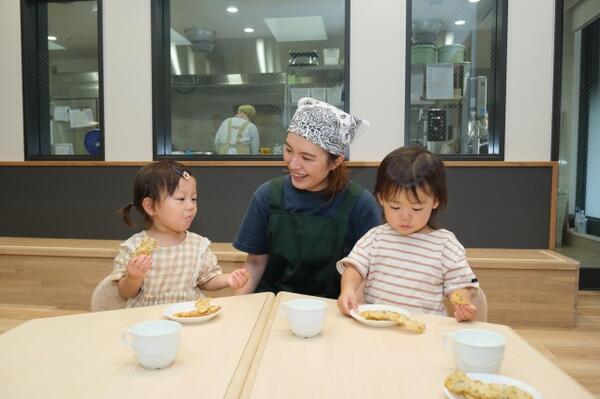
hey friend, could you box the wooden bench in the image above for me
[0,238,579,327]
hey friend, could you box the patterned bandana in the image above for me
[288,97,369,155]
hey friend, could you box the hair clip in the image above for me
[174,168,191,180]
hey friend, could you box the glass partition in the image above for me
[152,0,348,158]
[22,0,103,159]
[406,0,506,158]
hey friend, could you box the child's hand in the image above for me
[454,303,477,322]
[337,290,358,316]
[126,255,152,281]
[227,268,250,289]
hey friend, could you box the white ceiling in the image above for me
[46,0,495,57]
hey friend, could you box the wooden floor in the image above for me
[0,292,599,397]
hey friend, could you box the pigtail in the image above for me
[118,203,136,228]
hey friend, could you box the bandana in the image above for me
[288,97,369,155]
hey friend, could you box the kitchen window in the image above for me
[21,0,104,160]
[152,0,349,159]
[406,0,507,159]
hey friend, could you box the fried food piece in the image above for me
[195,297,211,313]
[403,319,426,333]
[173,306,220,318]
[359,310,426,333]
[132,237,157,256]
[444,372,533,399]
[450,291,469,305]
[444,371,472,395]
[173,297,221,318]
[360,310,407,322]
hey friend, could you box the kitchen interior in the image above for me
[409,0,498,155]
[167,0,346,155]
[46,0,499,158]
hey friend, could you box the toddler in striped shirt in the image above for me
[337,147,479,321]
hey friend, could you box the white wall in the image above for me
[349,0,406,160]
[503,0,556,161]
[0,1,24,161]
[102,0,153,161]
[0,0,558,162]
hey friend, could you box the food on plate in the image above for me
[359,310,426,333]
[132,237,158,256]
[450,291,469,305]
[173,297,221,318]
[444,371,533,399]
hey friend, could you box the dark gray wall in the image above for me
[0,166,551,248]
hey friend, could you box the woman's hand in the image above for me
[454,303,477,322]
[227,268,250,289]
[337,289,359,316]
[125,255,152,281]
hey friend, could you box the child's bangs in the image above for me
[381,180,433,204]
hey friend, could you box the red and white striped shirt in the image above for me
[337,224,478,316]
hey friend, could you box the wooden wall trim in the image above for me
[0,160,557,168]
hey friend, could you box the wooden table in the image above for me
[0,292,274,399]
[241,291,594,399]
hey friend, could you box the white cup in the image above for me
[443,329,506,373]
[282,299,327,338]
[122,320,181,369]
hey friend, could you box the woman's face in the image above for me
[283,133,341,192]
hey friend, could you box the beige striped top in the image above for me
[337,224,478,315]
[111,231,222,307]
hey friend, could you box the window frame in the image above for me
[404,0,508,160]
[21,0,105,161]
[150,0,351,161]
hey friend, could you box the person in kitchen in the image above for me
[233,97,382,299]
[214,104,260,155]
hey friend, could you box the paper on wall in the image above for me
[69,108,96,128]
[53,106,70,122]
[426,64,454,100]
[411,72,424,101]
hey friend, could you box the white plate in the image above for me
[349,304,411,327]
[163,301,221,324]
[443,373,543,399]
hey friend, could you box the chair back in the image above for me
[90,275,127,312]
[445,287,488,322]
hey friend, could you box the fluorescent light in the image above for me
[226,6,239,13]
[48,41,66,50]
[454,20,466,26]
[468,0,480,3]
[244,27,255,33]
[264,16,327,42]
[48,35,57,41]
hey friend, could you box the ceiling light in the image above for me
[226,6,239,13]
[243,27,254,33]
[454,20,466,26]
[264,16,327,42]
[468,0,480,3]
[48,35,57,41]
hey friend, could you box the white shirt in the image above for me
[214,116,260,154]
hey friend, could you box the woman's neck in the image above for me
[146,228,186,247]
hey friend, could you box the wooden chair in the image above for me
[90,275,127,312]
[445,287,488,322]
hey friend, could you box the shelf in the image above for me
[287,65,344,71]
[411,98,463,106]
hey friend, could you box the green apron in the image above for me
[256,177,362,299]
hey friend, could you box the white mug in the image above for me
[282,298,327,338]
[122,320,181,369]
[443,329,506,373]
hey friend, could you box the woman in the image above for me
[234,98,381,299]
